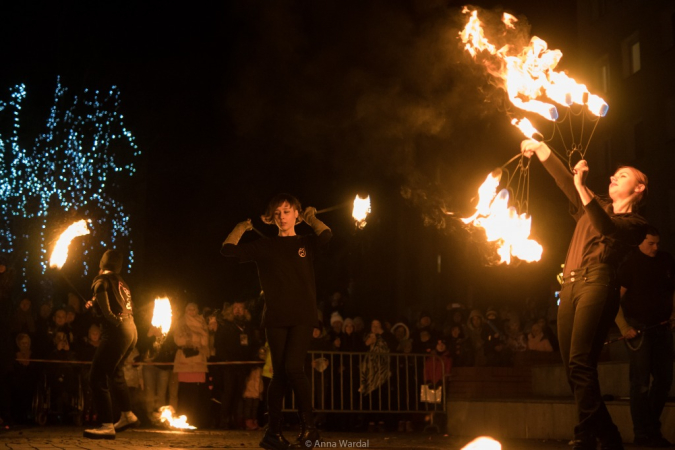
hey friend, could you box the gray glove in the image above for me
[302,207,330,235]
[223,220,253,245]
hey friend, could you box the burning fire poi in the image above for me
[462,170,542,264]
[352,195,371,229]
[460,7,608,137]
[49,220,91,269]
[151,297,172,336]
[461,436,502,450]
[158,405,196,430]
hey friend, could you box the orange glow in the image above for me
[462,171,542,264]
[352,195,371,229]
[151,297,172,336]
[158,405,196,430]
[461,436,502,450]
[460,8,608,125]
[49,220,90,269]
[511,118,541,140]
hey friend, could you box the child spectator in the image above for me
[527,323,553,352]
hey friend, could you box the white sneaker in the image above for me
[83,423,115,440]
[114,411,140,431]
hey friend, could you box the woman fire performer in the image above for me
[221,193,331,450]
[83,249,139,440]
[522,139,648,450]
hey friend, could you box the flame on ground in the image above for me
[151,297,172,335]
[352,195,371,229]
[461,436,502,450]
[459,7,608,133]
[158,405,196,430]
[49,220,90,269]
[462,171,543,264]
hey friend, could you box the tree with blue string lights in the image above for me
[0,78,140,297]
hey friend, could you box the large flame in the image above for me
[49,220,90,269]
[352,195,371,229]
[151,297,172,336]
[461,437,502,450]
[158,405,196,430]
[462,171,542,264]
[460,8,608,130]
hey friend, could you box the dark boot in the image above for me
[292,411,320,448]
[571,431,597,450]
[260,414,290,450]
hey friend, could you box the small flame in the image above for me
[151,297,172,336]
[49,220,90,269]
[460,8,608,124]
[352,195,371,229]
[158,405,196,430]
[461,436,502,450]
[462,171,543,264]
[511,118,542,140]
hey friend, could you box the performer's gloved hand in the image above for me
[302,206,330,235]
[223,219,253,245]
[521,139,551,161]
[623,328,638,340]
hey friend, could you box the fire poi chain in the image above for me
[457,7,610,264]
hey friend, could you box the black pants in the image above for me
[266,325,313,418]
[627,325,674,440]
[220,366,248,427]
[558,264,621,444]
[90,316,137,424]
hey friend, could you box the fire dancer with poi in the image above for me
[521,139,648,450]
[83,249,139,440]
[221,193,331,450]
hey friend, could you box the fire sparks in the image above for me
[158,405,196,430]
[352,195,371,229]
[460,7,608,127]
[462,170,542,264]
[49,220,90,269]
[151,297,172,336]
[461,436,502,450]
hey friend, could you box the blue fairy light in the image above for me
[0,78,140,291]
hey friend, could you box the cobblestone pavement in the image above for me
[0,426,657,450]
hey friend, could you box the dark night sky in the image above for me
[1,1,580,315]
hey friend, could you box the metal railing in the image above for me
[283,351,447,415]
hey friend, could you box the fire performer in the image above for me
[83,249,139,440]
[221,193,331,450]
[615,226,675,448]
[521,139,648,450]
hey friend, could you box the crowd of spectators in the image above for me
[1,279,560,433]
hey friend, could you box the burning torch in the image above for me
[316,194,372,229]
[49,219,91,302]
[151,297,173,344]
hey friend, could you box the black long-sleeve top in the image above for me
[541,154,647,277]
[221,230,332,328]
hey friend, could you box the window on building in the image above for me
[596,55,610,93]
[591,0,608,20]
[622,32,641,76]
